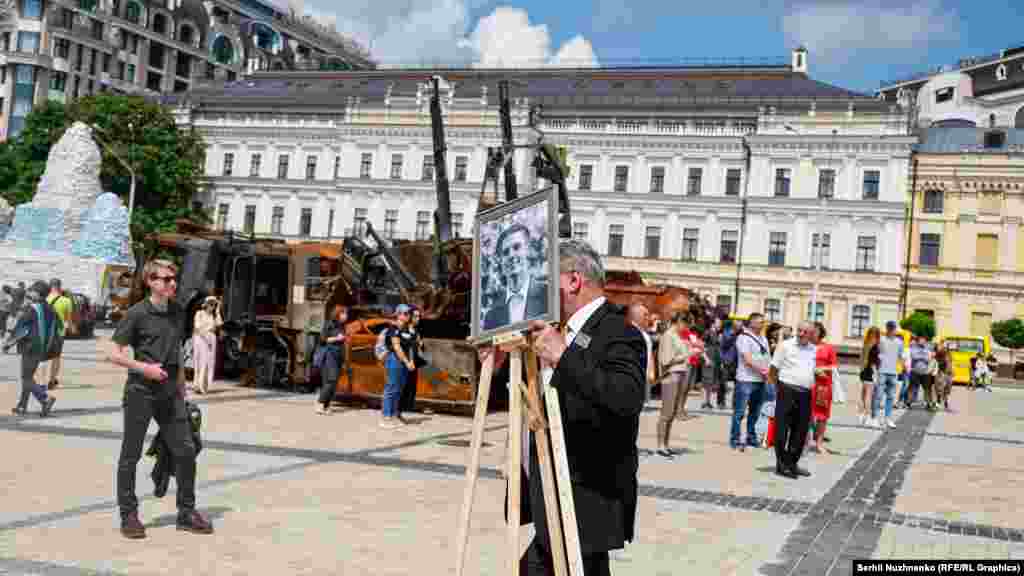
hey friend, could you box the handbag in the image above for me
[312,345,328,370]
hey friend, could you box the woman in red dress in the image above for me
[811,321,838,454]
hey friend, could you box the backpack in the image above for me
[32,302,64,360]
[721,330,738,365]
[374,327,392,362]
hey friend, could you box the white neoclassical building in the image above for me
[171,48,917,350]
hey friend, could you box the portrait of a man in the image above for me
[482,223,548,331]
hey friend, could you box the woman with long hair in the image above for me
[810,321,838,453]
[859,326,881,426]
[316,303,348,415]
[191,296,223,395]
[656,312,692,458]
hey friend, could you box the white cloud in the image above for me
[782,0,959,67]
[299,0,598,68]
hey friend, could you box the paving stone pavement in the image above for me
[0,332,1022,575]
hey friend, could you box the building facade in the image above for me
[0,0,372,139]
[877,44,1024,130]
[172,49,916,350]
[905,127,1024,346]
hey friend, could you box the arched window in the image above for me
[152,12,167,35]
[178,24,194,46]
[251,22,281,53]
[996,63,1007,81]
[125,0,142,24]
[211,35,234,65]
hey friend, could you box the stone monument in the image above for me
[0,122,134,301]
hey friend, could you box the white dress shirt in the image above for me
[505,275,534,324]
[770,336,817,390]
[527,296,607,477]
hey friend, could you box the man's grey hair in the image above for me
[559,239,605,286]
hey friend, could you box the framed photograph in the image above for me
[471,186,560,344]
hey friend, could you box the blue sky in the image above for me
[304,0,1021,94]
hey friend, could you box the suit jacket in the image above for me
[512,300,646,556]
[483,277,548,331]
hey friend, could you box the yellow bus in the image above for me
[939,335,991,385]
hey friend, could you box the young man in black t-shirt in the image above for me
[107,259,213,539]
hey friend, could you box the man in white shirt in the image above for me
[768,321,818,479]
[626,303,655,402]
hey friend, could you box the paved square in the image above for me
[1,332,1021,575]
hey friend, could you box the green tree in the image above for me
[0,93,208,248]
[900,312,936,340]
[991,318,1024,368]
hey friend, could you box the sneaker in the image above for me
[11,407,27,416]
[41,397,56,417]
[176,510,214,534]
[120,512,146,539]
[379,418,401,429]
[858,414,866,425]
[887,419,897,429]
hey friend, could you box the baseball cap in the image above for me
[395,304,412,315]
[885,320,897,329]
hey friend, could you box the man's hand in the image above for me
[529,320,566,369]
[142,363,168,382]
[405,360,416,371]
[477,347,507,370]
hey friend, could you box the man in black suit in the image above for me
[483,224,548,331]
[518,239,647,576]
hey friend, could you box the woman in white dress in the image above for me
[191,296,222,394]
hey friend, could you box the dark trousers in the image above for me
[318,357,339,408]
[774,383,811,471]
[17,353,48,410]
[399,368,418,414]
[519,538,611,576]
[117,371,196,516]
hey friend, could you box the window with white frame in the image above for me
[650,166,665,193]
[645,226,661,259]
[277,154,289,179]
[353,208,368,237]
[818,169,835,198]
[454,156,468,182]
[811,233,831,270]
[360,153,372,179]
[807,301,824,322]
[390,154,403,179]
[856,236,877,271]
[222,152,234,176]
[415,211,431,240]
[299,208,312,236]
[614,166,629,193]
[725,168,742,196]
[421,156,433,181]
[720,230,738,263]
[687,167,702,196]
[243,205,256,234]
[863,170,881,200]
[923,189,943,213]
[216,203,229,230]
[578,164,593,190]
[769,232,787,266]
[681,228,699,261]
[305,155,317,180]
[764,298,781,322]
[851,304,871,338]
[250,153,261,177]
[333,155,341,179]
[327,209,335,237]
[271,206,284,234]
[920,233,940,266]
[608,224,624,257]
[384,209,398,238]
[572,221,589,242]
[774,168,791,197]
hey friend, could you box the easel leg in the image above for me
[524,349,570,576]
[508,350,523,574]
[455,353,495,576]
[545,386,585,576]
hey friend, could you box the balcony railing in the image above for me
[540,119,757,137]
[908,265,1024,283]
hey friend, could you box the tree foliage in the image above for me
[0,93,208,246]
[900,312,936,340]
[991,319,1024,364]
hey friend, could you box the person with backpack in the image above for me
[43,279,72,390]
[380,304,416,429]
[731,312,770,451]
[719,319,738,408]
[3,280,58,416]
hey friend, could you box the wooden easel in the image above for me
[455,331,584,576]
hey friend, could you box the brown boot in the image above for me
[176,510,214,534]
[120,512,146,539]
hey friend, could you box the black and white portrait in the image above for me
[472,187,560,342]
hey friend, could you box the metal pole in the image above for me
[900,154,919,318]
[128,123,135,219]
[810,129,835,322]
[733,136,751,315]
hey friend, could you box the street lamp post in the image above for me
[89,123,136,218]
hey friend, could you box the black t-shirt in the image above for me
[387,325,415,361]
[112,298,185,370]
